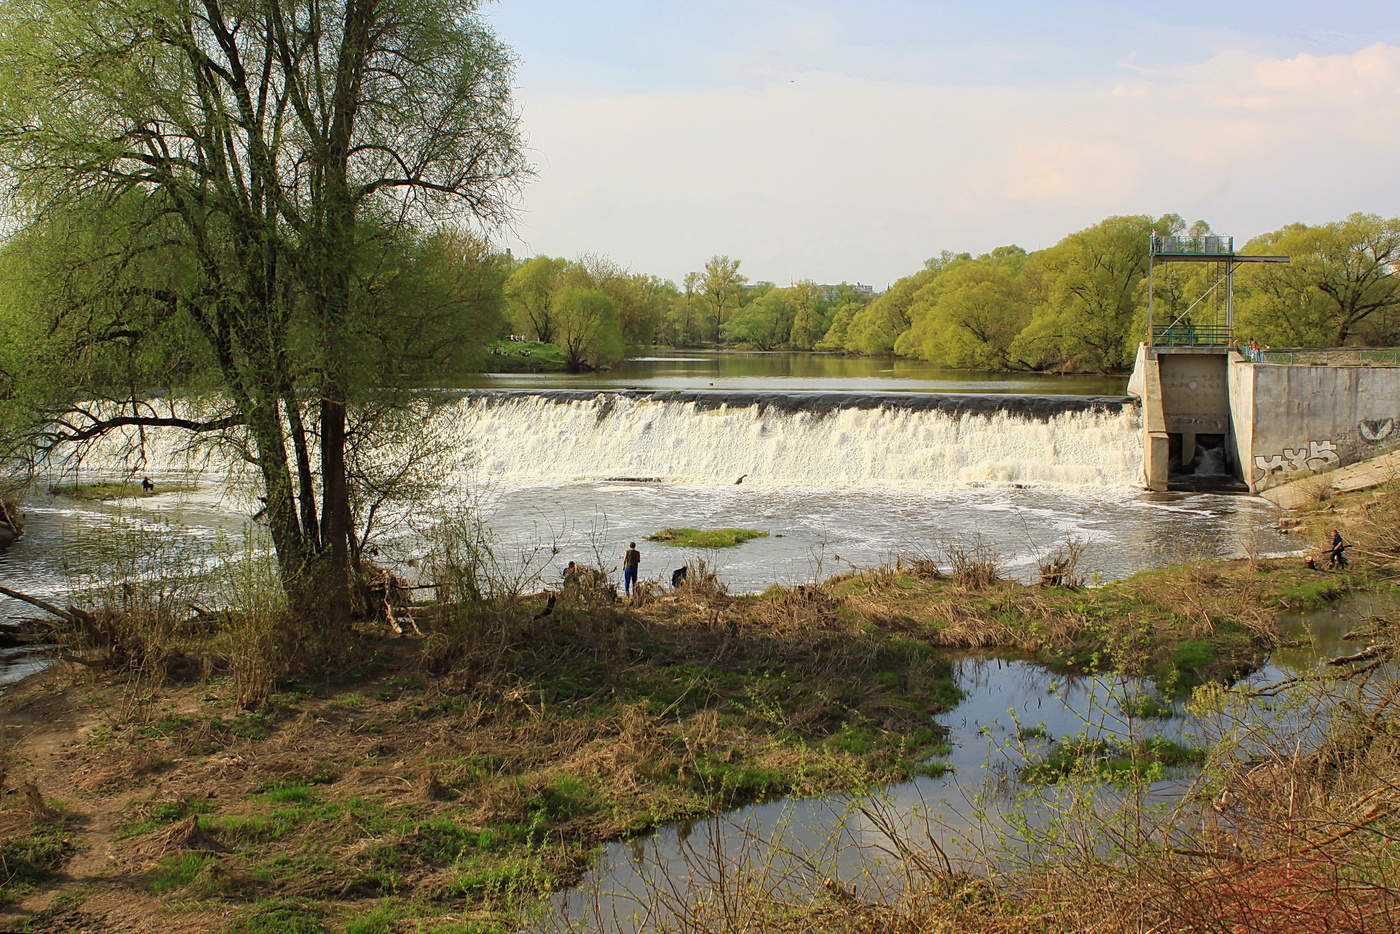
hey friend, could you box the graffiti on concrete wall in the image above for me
[1253,440,1339,481]
[1359,418,1396,443]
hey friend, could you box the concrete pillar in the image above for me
[1146,430,1171,492]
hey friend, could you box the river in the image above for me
[0,353,1294,684]
[0,351,1348,926]
[536,594,1391,932]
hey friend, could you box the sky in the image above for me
[479,1,1400,288]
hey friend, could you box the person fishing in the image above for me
[1327,529,1349,569]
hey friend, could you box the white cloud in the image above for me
[498,44,1400,286]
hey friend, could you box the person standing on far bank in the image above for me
[623,542,641,596]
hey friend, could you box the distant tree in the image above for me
[722,291,794,350]
[504,256,569,342]
[843,256,958,354]
[665,271,705,346]
[699,255,747,342]
[896,248,1031,369]
[816,302,861,350]
[1237,214,1400,346]
[787,280,829,350]
[1012,215,1175,372]
[552,287,624,371]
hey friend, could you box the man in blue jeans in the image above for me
[623,542,641,595]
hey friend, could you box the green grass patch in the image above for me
[646,527,769,548]
[257,782,319,804]
[440,854,557,902]
[1122,694,1176,719]
[118,795,216,837]
[1019,735,1205,786]
[149,851,217,893]
[914,760,953,779]
[483,339,567,372]
[1278,576,1348,608]
[1157,640,1215,696]
[0,821,76,904]
[231,897,328,933]
[140,715,195,739]
[47,481,196,500]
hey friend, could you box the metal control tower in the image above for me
[1146,234,1288,346]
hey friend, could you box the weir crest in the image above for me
[452,391,1141,489]
[61,391,1143,491]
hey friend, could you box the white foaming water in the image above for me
[449,394,1143,489]
[57,392,1143,492]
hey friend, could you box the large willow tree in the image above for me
[0,0,526,626]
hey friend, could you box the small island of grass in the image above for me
[647,527,769,548]
[48,481,196,501]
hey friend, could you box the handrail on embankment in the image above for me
[1259,347,1400,366]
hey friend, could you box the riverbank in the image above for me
[0,502,1393,931]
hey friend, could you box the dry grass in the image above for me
[943,540,1001,590]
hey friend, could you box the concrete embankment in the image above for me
[1130,344,1400,494]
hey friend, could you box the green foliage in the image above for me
[815,302,860,350]
[646,527,769,548]
[698,255,747,342]
[844,264,941,354]
[0,0,528,626]
[149,852,217,893]
[551,286,624,371]
[1236,213,1400,346]
[896,248,1032,369]
[1013,215,1174,372]
[722,290,795,349]
[504,256,569,343]
[1019,735,1205,785]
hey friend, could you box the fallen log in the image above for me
[0,584,85,625]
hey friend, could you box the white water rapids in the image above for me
[3,390,1292,637]
[451,392,1143,489]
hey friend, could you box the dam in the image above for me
[1129,233,1400,495]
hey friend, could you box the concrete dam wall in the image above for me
[1130,345,1400,493]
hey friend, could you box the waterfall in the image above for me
[448,391,1142,489]
[54,390,1142,491]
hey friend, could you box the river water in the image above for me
[1,351,1362,929]
[0,354,1294,683]
[1,352,1339,924]
[537,594,1392,932]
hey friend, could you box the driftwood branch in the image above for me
[0,585,82,624]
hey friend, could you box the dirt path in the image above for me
[2,672,228,932]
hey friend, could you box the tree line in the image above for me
[819,212,1400,373]
[389,211,1400,376]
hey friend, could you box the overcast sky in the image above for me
[480,1,1400,288]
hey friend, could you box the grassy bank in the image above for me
[3,486,1398,931]
[483,340,567,373]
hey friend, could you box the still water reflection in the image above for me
[456,351,1128,396]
